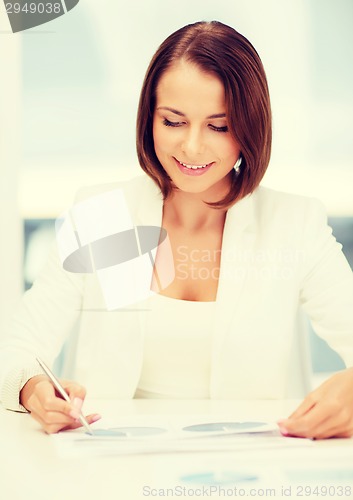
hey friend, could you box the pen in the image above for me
[36,357,94,435]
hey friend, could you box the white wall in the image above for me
[0,24,22,332]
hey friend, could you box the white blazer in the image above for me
[1,175,353,410]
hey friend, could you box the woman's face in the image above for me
[152,59,241,200]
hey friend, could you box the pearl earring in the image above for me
[234,156,242,175]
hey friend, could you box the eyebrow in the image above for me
[156,106,226,119]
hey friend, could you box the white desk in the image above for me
[1,399,352,500]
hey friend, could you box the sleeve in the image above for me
[299,199,353,368]
[0,241,85,412]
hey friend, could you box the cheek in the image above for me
[215,135,240,161]
[152,121,160,150]
[153,124,170,155]
[154,120,184,156]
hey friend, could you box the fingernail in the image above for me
[279,426,289,435]
[91,414,102,423]
[73,397,83,411]
[69,409,81,419]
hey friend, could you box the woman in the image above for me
[1,21,353,438]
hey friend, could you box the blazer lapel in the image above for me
[211,192,257,390]
[217,192,256,302]
[135,177,164,227]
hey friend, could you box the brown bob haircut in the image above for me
[136,20,272,209]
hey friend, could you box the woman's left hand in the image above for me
[278,367,353,439]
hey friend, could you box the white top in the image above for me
[135,294,215,399]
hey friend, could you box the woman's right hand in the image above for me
[20,375,101,434]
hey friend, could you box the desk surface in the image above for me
[1,399,352,500]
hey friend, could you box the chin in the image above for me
[171,179,210,193]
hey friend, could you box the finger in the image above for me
[30,410,79,434]
[29,392,82,426]
[31,381,78,416]
[39,410,79,427]
[25,378,95,434]
[330,427,353,439]
[280,403,334,438]
[310,423,353,440]
[60,381,87,412]
[28,387,84,432]
[31,410,101,434]
[61,380,87,402]
[307,408,353,439]
[60,413,102,432]
[278,393,321,435]
[288,393,317,420]
[311,425,344,440]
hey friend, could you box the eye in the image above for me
[163,118,184,128]
[209,124,228,133]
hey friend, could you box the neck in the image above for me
[163,189,227,231]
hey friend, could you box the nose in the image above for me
[181,126,205,158]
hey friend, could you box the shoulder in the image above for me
[74,174,155,204]
[67,175,161,225]
[249,186,329,242]
[253,185,325,212]
[252,185,327,222]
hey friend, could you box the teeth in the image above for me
[179,160,208,169]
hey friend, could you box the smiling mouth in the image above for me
[175,158,212,170]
